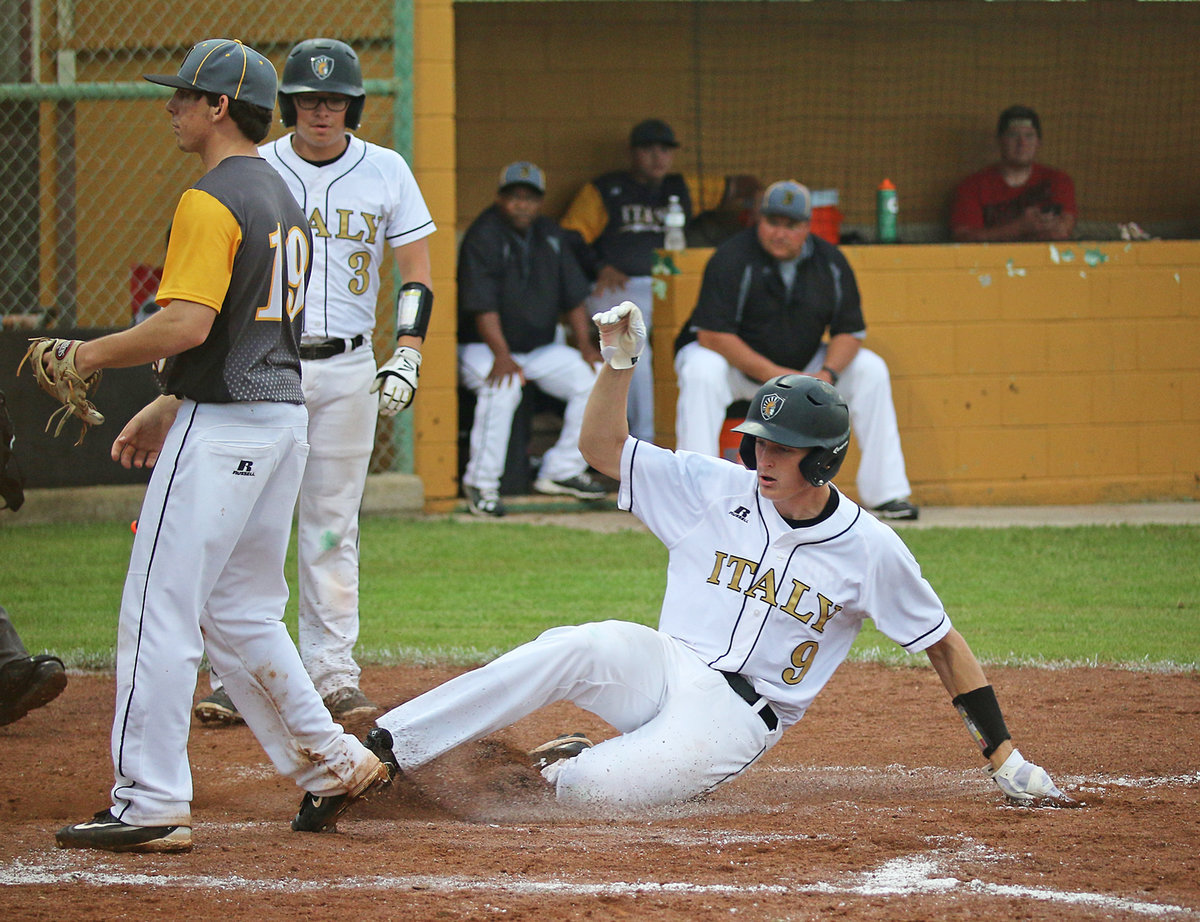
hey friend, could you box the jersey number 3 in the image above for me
[256,223,311,322]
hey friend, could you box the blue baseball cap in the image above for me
[145,38,277,110]
[760,180,812,222]
[498,161,546,194]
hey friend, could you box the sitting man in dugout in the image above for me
[673,179,918,521]
[457,161,607,517]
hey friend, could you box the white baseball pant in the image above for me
[294,344,378,696]
[459,341,597,492]
[376,620,782,811]
[674,341,912,508]
[112,400,376,827]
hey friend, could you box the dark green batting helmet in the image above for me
[278,38,365,129]
[733,374,850,487]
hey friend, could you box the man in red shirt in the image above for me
[951,105,1076,242]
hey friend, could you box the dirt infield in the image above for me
[2,662,1197,921]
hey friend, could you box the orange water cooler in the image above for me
[810,189,842,244]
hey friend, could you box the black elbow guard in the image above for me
[952,684,1011,758]
[395,282,433,340]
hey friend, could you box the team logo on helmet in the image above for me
[311,55,335,80]
[760,393,785,420]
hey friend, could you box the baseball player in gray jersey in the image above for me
[346,301,1076,815]
[52,39,394,853]
[195,37,436,726]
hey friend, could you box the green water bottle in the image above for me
[877,178,898,243]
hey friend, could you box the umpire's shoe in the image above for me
[56,809,192,853]
[292,728,399,833]
[0,654,67,727]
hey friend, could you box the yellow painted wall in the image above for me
[411,0,460,507]
[454,1,1200,239]
[652,241,1200,507]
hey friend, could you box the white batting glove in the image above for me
[371,346,421,417]
[591,300,646,370]
[988,748,1080,808]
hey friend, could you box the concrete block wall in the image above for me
[652,241,1200,506]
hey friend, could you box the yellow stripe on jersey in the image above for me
[155,188,243,312]
[560,181,609,245]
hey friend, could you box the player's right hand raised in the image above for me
[592,300,646,370]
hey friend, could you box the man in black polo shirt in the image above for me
[458,161,607,516]
[673,180,918,521]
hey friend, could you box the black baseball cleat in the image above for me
[291,728,399,833]
[0,655,68,727]
[193,686,244,726]
[872,499,919,521]
[529,731,594,770]
[533,472,608,501]
[56,809,192,853]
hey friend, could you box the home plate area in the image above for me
[1,662,1196,921]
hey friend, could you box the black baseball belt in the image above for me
[298,334,366,360]
[720,671,779,731]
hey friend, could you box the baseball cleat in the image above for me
[465,485,506,517]
[533,472,608,501]
[193,686,244,726]
[56,809,192,853]
[323,686,380,722]
[871,499,919,521]
[529,731,594,770]
[291,728,399,833]
[0,654,68,727]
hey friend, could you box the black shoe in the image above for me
[533,472,608,501]
[193,686,244,726]
[0,655,68,727]
[465,485,506,517]
[56,809,192,853]
[872,499,919,521]
[291,728,398,833]
[529,731,594,770]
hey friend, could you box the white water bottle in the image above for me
[664,195,687,250]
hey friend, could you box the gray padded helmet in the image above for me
[278,38,365,129]
[732,374,850,487]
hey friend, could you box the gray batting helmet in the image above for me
[733,375,850,487]
[279,38,365,129]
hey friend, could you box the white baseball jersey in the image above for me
[259,134,435,340]
[618,437,951,728]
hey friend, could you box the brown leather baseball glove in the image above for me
[17,338,104,445]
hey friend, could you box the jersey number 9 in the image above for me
[257,223,311,322]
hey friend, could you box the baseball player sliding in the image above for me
[196,37,435,725]
[351,301,1076,813]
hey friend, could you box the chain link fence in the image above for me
[0,0,412,472]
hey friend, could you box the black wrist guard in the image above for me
[952,684,1011,758]
[395,282,433,340]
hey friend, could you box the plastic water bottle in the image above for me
[876,179,898,243]
[664,195,687,250]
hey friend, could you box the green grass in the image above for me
[1,518,1197,671]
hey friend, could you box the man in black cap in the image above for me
[457,161,606,516]
[674,180,918,522]
[560,119,692,443]
[951,104,1077,242]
